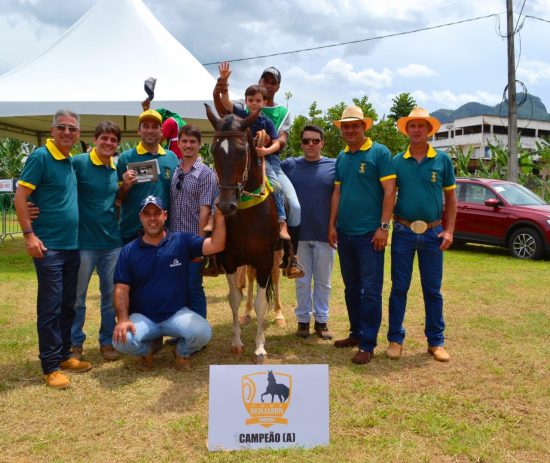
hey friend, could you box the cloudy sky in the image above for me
[1,0,549,120]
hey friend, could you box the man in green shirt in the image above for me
[14,110,92,389]
[386,108,457,362]
[328,106,396,365]
[70,121,123,361]
[117,109,179,243]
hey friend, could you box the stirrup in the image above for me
[283,258,305,279]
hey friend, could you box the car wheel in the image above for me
[509,227,544,259]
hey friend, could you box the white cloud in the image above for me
[0,13,62,74]
[396,64,437,78]
[517,59,550,84]
[410,89,501,110]
[320,59,394,89]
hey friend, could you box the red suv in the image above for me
[444,178,550,259]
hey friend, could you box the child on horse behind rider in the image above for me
[213,62,297,243]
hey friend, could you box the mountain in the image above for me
[432,94,550,123]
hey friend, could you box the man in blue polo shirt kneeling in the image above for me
[112,195,226,371]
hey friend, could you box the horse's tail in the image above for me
[282,385,290,402]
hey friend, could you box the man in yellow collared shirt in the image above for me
[14,110,92,389]
[385,108,457,362]
[117,109,179,243]
[328,106,396,365]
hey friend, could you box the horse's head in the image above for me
[206,104,259,216]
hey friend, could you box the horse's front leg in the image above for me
[226,272,244,356]
[253,282,268,364]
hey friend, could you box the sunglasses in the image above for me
[55,124,79,133]
[301,138,321,145]
[176,172,184,190]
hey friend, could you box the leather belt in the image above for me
[394,216,441,234]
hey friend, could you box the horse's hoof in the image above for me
[239,315,252,326]
[231,346,244,356]
[255,354,266,364]
[274,317,286,328]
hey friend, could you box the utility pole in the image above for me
[507,0,519,182]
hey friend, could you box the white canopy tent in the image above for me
[0,0,232,145]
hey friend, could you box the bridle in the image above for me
[212,129,261,200]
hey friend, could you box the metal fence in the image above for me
[0,192,20,241]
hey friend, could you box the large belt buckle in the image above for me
[410,220,428,234]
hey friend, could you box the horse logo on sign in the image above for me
[241,371,292,428]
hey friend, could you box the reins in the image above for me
[212,129,263,199]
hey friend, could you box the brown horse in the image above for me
[205,104,279,364]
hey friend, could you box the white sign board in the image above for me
[208,364,329,451]
[0,179,14,193]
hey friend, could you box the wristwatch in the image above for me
[380,222,390,231]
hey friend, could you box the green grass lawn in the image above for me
[0,237,548,462]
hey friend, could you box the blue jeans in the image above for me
[71,247,121,348]
[113,308,212,357]
[388,222,445,346]
[295,241,335,324]
[188,261,206,318]
[337,231,384,352]
[33,249,80,374]
[265,155,300,226]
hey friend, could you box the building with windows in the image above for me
[431,115,550,159]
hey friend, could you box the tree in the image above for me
[0,138,33,178]
[388,93,417,121]
[282,95,407,158]
[450,146,474,177]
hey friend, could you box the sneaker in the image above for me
[136,355,154,371]
[427,346,450,362]
[100,345,119,361]
[173,347,192,371]
[385,342,403,360]
[70,346,83,360]
[296,322,310,338]
[314,322,333,340]
[43,371,71,389]
[60,357,92,373]
[283,257,305,279]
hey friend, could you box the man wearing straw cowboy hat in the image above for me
[385,107,457,362]
[328,105,396,365]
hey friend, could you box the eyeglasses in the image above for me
[55,124,79,133]
[176,172,184,190]
[301,138,321,145]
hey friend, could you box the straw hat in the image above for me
[397,107,441,136]
[333,105,373,130]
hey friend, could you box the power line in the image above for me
[514,0,527,32]
[525,14,550,24]
[201,13,500,66]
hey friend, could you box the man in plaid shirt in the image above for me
[169,125,217,318]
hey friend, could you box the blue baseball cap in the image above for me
[139,195,164,213]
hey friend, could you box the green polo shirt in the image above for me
[117,142,179,240]
[18,139,78,249]
[72,149,122,250]
[393,144,456,223]
[335,138,396,235]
